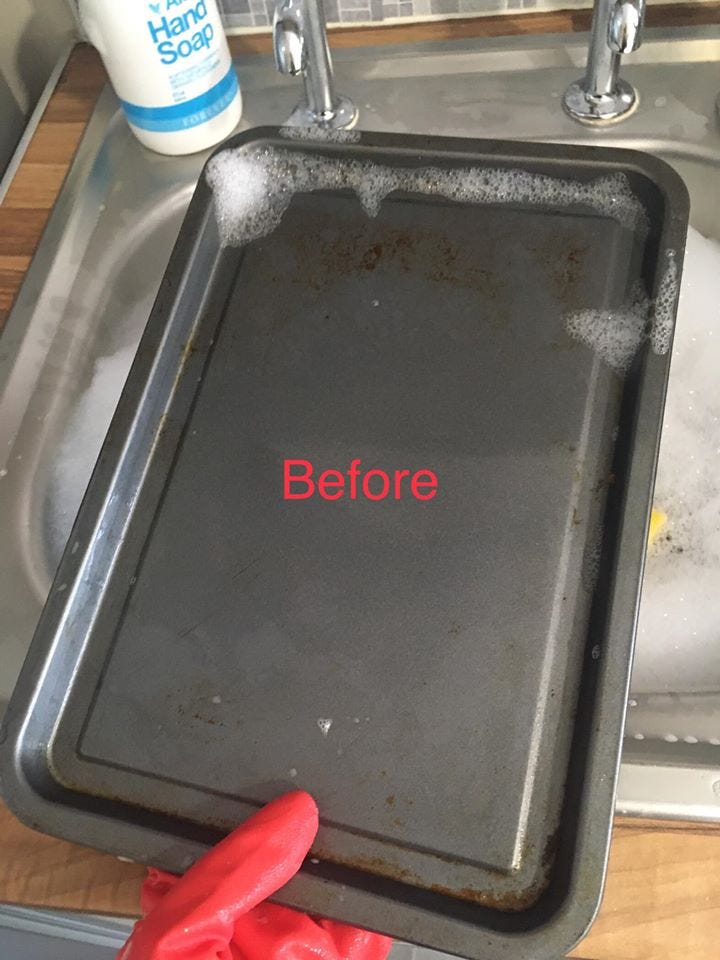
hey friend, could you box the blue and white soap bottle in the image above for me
[78,0,242,155]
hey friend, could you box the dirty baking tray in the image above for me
[1,128,688,959]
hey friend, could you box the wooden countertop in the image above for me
[2,11,720,958]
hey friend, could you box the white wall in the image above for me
[0,0,77,172]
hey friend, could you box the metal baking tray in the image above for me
[1,128,688,959]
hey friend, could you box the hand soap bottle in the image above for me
[78,0,242,155]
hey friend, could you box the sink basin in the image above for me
[1,25,720,822]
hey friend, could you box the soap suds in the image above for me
[279,126,361,144]
[317,718,333,736]
[564,249,680,374]
[650,249,679,355]
[633,226,720,693]
[565,282,650,374]
[206,144,648,247]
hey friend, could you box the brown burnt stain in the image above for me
[191,712,223,727]
[425,234,504,298]
[174,691,226,729]
[288,226,504,299]
[180,338,197,360]
[385,794,396,807]
[313,830,558,913]
[426,879,545,912]
[541,827,560,871]
[593,470,618,500]
[539,239,591,309]
[360,242,384,271]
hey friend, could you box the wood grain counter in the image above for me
[2,11,720,958]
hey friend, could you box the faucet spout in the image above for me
[273,0,357,129]
[607,0,645,54]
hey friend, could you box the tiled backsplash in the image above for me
[217,0,587,28]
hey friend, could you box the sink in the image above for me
[1,25,720,822]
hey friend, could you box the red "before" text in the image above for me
[283,459,438,501]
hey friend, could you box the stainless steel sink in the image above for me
[1,25,720,821]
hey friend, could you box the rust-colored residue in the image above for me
[313,836,556,913]
[385,794,396,807]
[526,235,591,311]
[288,227,504,299]
[541,827,560,871]
[180,338,197,360]
[427,876,549,912]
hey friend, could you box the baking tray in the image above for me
[1,128,688,959]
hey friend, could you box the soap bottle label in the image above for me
[119,0,239,133]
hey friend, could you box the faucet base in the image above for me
[562,77,638,124]
[285,94,358,130]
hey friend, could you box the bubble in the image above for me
[206,145,648,248]
[278,126,361,144]
[651,249,679,355]
[565,283,650,374]
[563,245,681,374]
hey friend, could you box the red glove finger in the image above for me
[119,790,318,960]
[231,903,392,960]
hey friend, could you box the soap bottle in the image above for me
[77,0,242,156]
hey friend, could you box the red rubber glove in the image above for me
[118,790,392,960]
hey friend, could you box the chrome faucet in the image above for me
[563,0,646,123]
[273,0,358,130]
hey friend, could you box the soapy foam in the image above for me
[206,144,648,247]
[633,226,720,694]
[565,283,650,374]
[564,248,680,374]
[279,126,361,143]
[651,249,679,355]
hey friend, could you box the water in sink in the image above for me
[633,226,720,696]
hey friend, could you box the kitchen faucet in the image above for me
[563,0,646,122]
[273,0,358,129]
